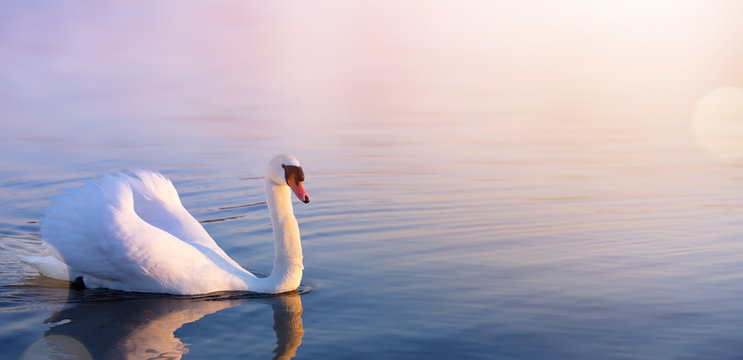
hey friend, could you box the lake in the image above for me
[2,1,743,359]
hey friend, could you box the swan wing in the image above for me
[120,170,218,248]
[115,170,247,271]
[37,173,251,294]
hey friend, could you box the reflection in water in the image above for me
[22,291,304,360]
[271,293,304,360]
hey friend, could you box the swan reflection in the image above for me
[22,290,304,360]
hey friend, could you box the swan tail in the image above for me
[38,174,136,280]
[18,255,70,281]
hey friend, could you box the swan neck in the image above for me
[265,182,303,292]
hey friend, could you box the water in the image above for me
[2,1,743,359]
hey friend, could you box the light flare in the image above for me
[691,87,743,159]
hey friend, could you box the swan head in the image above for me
[267,154,311,204]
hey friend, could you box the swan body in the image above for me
[21,154,310,295]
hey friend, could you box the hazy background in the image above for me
[2,0,743,167]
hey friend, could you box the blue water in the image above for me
[3,1,743,359]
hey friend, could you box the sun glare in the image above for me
[691,87,743,160]
[22,335,93,360]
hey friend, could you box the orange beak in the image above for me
[287,173,310,203]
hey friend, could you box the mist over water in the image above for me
[2,1,743,358]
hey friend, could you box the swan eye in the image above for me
[282,165,305,186]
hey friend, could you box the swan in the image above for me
[21,154,310,295]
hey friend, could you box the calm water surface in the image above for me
[2,1,743,359]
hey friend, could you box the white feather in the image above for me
[25,154,307,295]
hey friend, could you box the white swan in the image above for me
[21,154,310,295]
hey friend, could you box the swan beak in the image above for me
[283,164,310,203]
[289,181,311,203]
